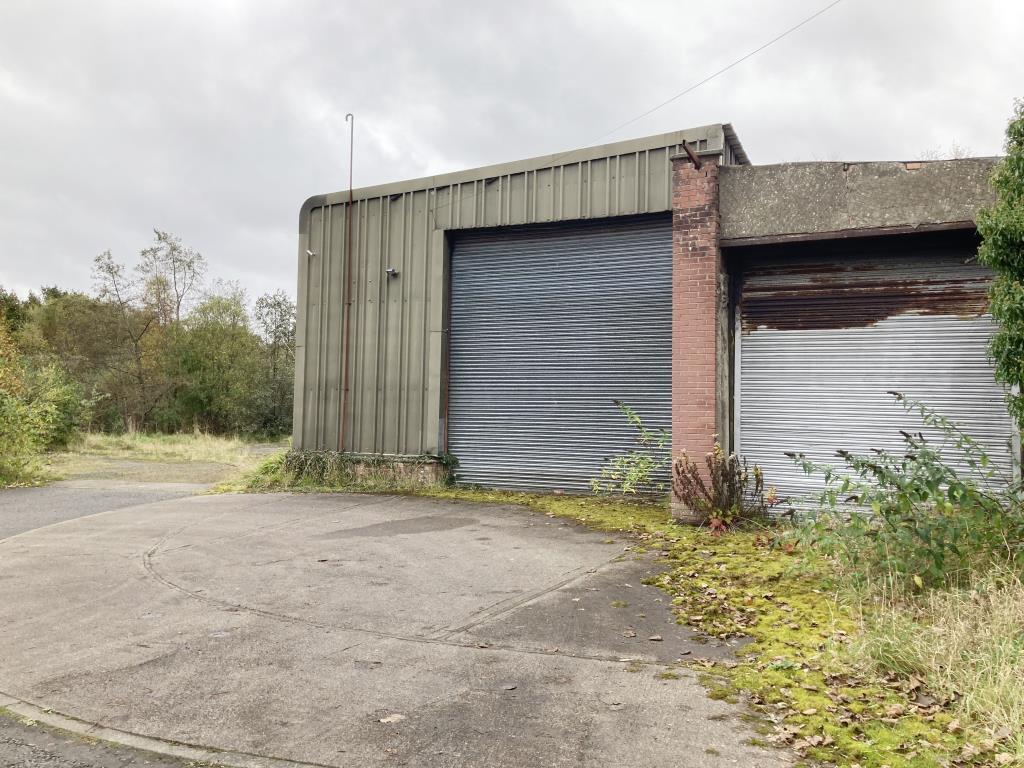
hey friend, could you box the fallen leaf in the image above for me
[961,744,980,760]
[912,693,937,708]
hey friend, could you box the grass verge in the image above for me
[44,432,287,484]
[850,572,1024,764]
[223,453,1020,767]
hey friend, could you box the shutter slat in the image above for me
[449,216,672,491]
[738,252,1016,507]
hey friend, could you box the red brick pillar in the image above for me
[670,153,722,522]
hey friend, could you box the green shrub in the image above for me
[790,393,1024,590]
[0,320,41,484]
[590,401,670,494]
[22,362,95,449]
[0,319,94,484]
[0,390,40,485]
[978,99,1024,430]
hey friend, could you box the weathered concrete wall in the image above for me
[719,158,998,243]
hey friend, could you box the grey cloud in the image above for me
[1,0,1021,301]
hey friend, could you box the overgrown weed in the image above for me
[74,431,251,462]
[851,570,1024,761]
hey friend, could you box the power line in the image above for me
[423,0,846,225]
[592,0,846,145]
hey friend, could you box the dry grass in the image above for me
[46,432,288,484]
[852,571,1024,761]
[72,432,251,463]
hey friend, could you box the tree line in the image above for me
[1,230,295,482]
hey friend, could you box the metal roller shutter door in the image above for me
[448,215,671,490]
[738,250,1017,507]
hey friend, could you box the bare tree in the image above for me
[92,250,168,430]
[917,141,973,161]
[137,230,206,324]
[254,290,296,355]
[254,290,296,434]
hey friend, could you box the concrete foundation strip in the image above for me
[0,692,337,768]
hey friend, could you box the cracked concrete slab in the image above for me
[0,492,787,767]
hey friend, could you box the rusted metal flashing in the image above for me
[721,220,977,249]
[741,285,989,332]
[740,256,991,333]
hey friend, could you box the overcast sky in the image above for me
[1,0,1021,303]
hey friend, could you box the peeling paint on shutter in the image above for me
[737,250,1017,507]
[448,215,671,491]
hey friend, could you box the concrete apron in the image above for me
[0,493,786,768]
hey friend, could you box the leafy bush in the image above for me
[0,320,41,484]
[978,99,1024,429]
[672,443,775,530]
[22,362,95,449]
[790,393,1024,590]
[0,319,95,484]
[590,401,670,494]
[0,391,39,485]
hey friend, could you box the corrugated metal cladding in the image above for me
[294,124,746,454]
[737,247,1017,508]
[448,216,671,490]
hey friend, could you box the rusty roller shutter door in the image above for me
[448,215,671,491]
[737,248,1017,508]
